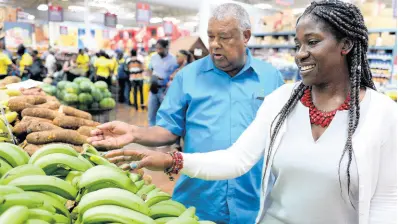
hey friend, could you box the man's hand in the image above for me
[88,121,138,150]
[104,148,174,171]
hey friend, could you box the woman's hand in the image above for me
[104,148,174,171]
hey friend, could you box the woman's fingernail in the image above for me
[130,162,138,170]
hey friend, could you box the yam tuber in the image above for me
[22,108,61,120]
[53,116,100,129]
[21,116,53,123]
[59,105,92,120]
[22,143,83,155]
[26,130,88,145]
[36,101,61,110]
[26,120,61,133]
[8,95,50,112]
[13,117,53,136]
[77,126,96,137]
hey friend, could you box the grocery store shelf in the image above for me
[248,44,296,49]
[368,46,395,50]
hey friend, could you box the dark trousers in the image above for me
[66,72,80,82]
[117,78,130,103]
[131,80,144,110]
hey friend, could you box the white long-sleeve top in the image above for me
[182,83,397,224]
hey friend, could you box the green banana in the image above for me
[8,175,78,200]
[23,192,70,218]
[149,202,185,219]
[28,208,54,223]
[53,214,70,224]
[64,171,82,184]
[77,154,95,168]
[24,219,50,224]
[78,165,138,194]
[155,217,177,224]
[33,153,93,175]
[198,222,217,224]
[0,193,44,213]
[146,188,162,198]
[0,185,24,196]
[71,176,81,188]
[77,188,150,215]
[155,200,187,211]
[40,191,68,205]
[0,196,4,204]
[137,184,156,199]
[29,144,78,164]
[0,205,29,224]
[145,192,171,207]
[0,143,29,167]
[82,152,116,167]
[0,164,46,184]
[82,205,156,224]
[179,206,196,218]
[50,168,70,177]
[82,144,100,155]
[165,217,199,224]
[40,202,57,214]
[128,173,141,182]
[135,179,145,190]
[0,158,12,178]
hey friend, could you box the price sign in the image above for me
[136,2,151,24]
[104,12,117,28]
[48,5,63,22]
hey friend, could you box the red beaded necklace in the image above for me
[300,89,350,128]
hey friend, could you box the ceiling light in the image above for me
[37,4,48,11]
[68,5,87,12]
[254,3,272,9]
[28,14,35,20]
[150,17,163,23]
[116,24,124,29]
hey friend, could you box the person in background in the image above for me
[147,39,178,126]
[30,50,46,81]
[0,41,16,77]
[51,62,64,85]
[117,51,129,104]
[17,44,33,80]
[94,50,113,87]
[63,53,79,82]
[0,39,11,60]
[45,49,57,77]
[127,59,145,111]
[166,49,195,88]
[88,3,284,223]
[77,49,90,77]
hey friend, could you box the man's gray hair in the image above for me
[210,3,251,31]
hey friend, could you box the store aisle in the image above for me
[112,103,178,195]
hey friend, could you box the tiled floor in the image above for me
[108,103,178,195]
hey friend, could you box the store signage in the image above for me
[48,5,63,22]
[17,11,30,23]
[104,12,117,28]
[60,26,68,35]
[276,0,294,6]
[136,2,151,24]
[163,21,173,35]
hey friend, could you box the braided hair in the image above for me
[263,0,376,205]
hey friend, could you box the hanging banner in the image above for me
[48,5,63,22]
[104,12,117,28]
[4,22,33,48]
[136,2,151,24]
[163,21,173,35]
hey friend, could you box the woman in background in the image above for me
[63,53,79,82]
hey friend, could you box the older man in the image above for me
[89,3,284,223]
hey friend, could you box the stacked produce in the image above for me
[43,77,116,111]
[0,143,216,224]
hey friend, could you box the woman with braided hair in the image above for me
[92,0,396,223]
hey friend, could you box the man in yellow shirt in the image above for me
[17,45,33,80]
[77,49,90,76]
[0,49,16,77]
[94,50,112,87]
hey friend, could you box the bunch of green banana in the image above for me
[0,143,29,167]
[0,164,46,184]
[82,205,156,224]
[149,200,187,219]
[29,144,78,164]
[78,165,138,194]
[7,175,77,200]
[0,205,29,224]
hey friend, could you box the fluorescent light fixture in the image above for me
[150,17,163,23]
[37,4,48,11]
[254,3,272,9]
[28,14,35,20]
[68,5,87,12]
[116,24,124,29]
